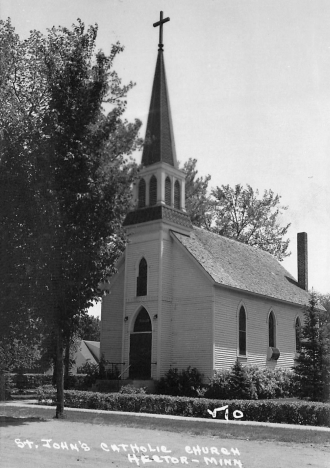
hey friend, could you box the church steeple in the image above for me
[141,50,177,167]
[123,12,191,231]
[142,11,177,168]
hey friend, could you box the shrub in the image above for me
[205,362,257,400]
[245,366,297,399]
[10,373,53,390]
[37,388,330,427]
[119,384,147,394]
[156,367,204,397]
[77,362,100,388]
[204,369,232,399]
[36,385,56,404]
[65,374,88,390]
[228,359,257,399]
[206,365,298,401]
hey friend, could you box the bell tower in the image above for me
[123,11,191,232]
[120,12,191,382]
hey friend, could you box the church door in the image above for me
[129,308,152,379]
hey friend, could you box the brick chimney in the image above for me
[297,232,308,290]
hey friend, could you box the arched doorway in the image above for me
[129,307,152,379]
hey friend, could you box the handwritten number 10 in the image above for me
[207,405,243,420]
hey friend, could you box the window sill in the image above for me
[237,355,248,362]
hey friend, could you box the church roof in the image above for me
[141,50,178,167]
[172,227,310,307]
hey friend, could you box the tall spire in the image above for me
[141,12,178,168]
[124,12,191,231]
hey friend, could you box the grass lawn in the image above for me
[1,403,330,447]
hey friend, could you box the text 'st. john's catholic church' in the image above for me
[100,12,310,384]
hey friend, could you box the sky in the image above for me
[2,0,330,318]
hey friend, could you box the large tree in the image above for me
[181,160,291,261]
[294,292,330,402]
[211,184,290,261]
[0,19,141,415]
[182,158,213,228]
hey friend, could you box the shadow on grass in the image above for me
[50,410,330,446]
[1,404,330,446]
[0,415,46,427]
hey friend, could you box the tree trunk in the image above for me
[64,336,70,390]
[0,372,6,401]
[55,327,65,418]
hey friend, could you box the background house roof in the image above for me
[172,226,310,306]
[83,341,100,363]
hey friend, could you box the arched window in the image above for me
[149,175,157,206]
[165,176,171,206]
[174,180,180,209]
[134,307,151,332]
[269,311,276,348]
[138,179,146,208]
[137,258,147,296]
[295,317,301,352]
[239,306,247,356]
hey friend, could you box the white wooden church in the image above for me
[100,13,310,383]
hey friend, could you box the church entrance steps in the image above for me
[94,379,155,394]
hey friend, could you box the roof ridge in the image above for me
[192,225,284,261]
[173,226,308,305]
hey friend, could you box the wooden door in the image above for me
[129,332,152,379]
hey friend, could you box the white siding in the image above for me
[121,224,162,379]
[214,286,305,371]
[157,235,173,376]
[171,240,214,380]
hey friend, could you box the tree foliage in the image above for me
[182,159,291,261]
[0,18,141,415]
[182,158,213,228]
[294,292,330,402]
[76,315,101,341]
[211,184,290,261]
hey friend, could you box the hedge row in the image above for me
[9,374,87,390]
[37,387,330,427]
[10,374,53,389]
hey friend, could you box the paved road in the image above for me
[0,407,329,468]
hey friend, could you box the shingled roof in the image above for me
[172,227,310,307]
[141,50,178,167]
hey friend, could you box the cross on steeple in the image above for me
[153,11,170,51]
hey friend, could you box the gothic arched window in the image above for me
[239,306,247,356]
[149,175,157,206]
[137,258,147,296]
[165,176,171,206]
[269,311,276,348]
[295,317,301,352]
[138,179,146,208]
[174,180,180,209]
[134,307,151,332]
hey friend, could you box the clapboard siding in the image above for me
[100,266,124,367]
[125,229,161,301]
[161,236,173,300]
[158,300,172,377]
[157,234,174,377]
[214,286,305,370]
[172,240,214,380]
